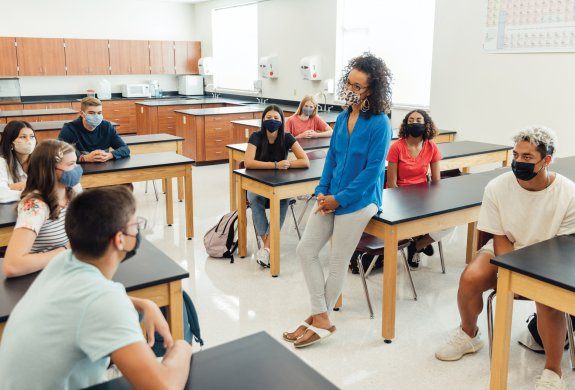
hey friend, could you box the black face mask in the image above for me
[406,123,426,138]
[122,231,141,262]
[511,159,545,181]
[262,119,282,133]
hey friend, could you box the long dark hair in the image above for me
[22,140,76,220]
[398,109,438,140]
[337,52,393,118]
[0,121,35,182]
[257,105,287,162]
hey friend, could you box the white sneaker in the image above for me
[535,369,566,390]
[435,327,484,361]
[256,248,270,268]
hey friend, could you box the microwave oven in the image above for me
[122,84,150,98]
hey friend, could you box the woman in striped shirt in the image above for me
[3,140,83,278]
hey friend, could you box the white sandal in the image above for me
[282,321,310,343]
[294,325,336,348]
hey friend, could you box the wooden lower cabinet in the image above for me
[103,100,136,134]
[37,114,77,122]
[22,102,72,110]
[0,104,24,112]
[232,122,259,144]
[176,112,256,162]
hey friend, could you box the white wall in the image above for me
[192,0,338,104]
[430,0,575,157]
[0,0,196,96]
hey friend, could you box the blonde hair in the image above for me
[80,97,102,112]
[512,126,557,157]
[295,95,318,117]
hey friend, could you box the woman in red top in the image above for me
[387,109,451,269]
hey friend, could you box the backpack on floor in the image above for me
[518,313,575,354]
[203,210,238,263]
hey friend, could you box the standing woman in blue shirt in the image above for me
[284,53,393,348]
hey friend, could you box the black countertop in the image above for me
[175,106,266,116]
[0,108,78,118]
[135,97,250,107]
[122,134,183,145]
[81,152,193,175]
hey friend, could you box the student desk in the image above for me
[80,153,195,239]
[226,130,462,210]
[0,239,189,342]
[87,331,338,390]
[489,235,575,390]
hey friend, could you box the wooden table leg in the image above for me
[269,195,281,277]
[462,167,471,174]
[229,149,237,211]
[165,177,174,226]
[503,150,512,167]
[167,280,184,340]
[466,222,478,264]
[238,176,247,257]
[177,177,184,202]
[335,294,343,309]
[490,269,514,390]
[184,166,194,239]
[382,226,398,342]
[162,178,167,194]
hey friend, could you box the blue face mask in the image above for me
[262,119,282,133]
[84,112,103,128]
[58,165,83,188]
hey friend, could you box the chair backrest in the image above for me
[306,149,327,160]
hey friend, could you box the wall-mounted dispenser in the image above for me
[300,56,322,80]
[259,56,278,79]
[198,57,213,76]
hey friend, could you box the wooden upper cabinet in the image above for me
[0,37,18,76]
[175,41,201,74]
[109,40,150,75]
[16,37,66,76]
[150,41,175,75]
[65,39,110,75]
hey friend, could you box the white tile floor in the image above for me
[137,163,574,389]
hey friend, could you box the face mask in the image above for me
[511,159,545,181]
[340,89,361,107]
[59,165,83,188]
[406,123,426,138]
[302,107,314,116]
[122,231,141,262]
[84,113,103,128]
[13,140,36,155]
[262,119,282,133]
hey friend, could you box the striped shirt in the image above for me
[15,197,69,253]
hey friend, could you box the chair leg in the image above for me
[297,196,313,225]
[566,314,575,371]
[438,240,446,274]
[487,290,496,359]
[289,203,302,240]
[145,181,149,193]
[400,249,417,301]
[357,253,374,319]
[365,255,380,279]
[249,207,261,250]
[151,180,159,202]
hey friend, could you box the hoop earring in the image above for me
[361,98,370,113]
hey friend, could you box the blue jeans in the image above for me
[247,191,289,236]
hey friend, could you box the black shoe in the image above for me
[407,241,420,270]
[422,244,434,257]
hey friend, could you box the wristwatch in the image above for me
[274,161,278,170]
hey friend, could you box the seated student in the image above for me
[435,127,575,389]
[245,104,310,267]
[0,120,36,191]
[386,110,453,269]
[2,140,82,278]
[0,186,193,389]
[286,95,333,139]
[59,97,130,163]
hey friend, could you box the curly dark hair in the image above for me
[398,109,438,140]
[337,52,392,117]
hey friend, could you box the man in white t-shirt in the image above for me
[435,126,575,389]
[0,186,192,389]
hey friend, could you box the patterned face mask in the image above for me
[340,89,361,107]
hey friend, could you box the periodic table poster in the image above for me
[484,0,575,52]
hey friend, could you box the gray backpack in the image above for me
[203,211,238,263]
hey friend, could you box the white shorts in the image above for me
[478,239,495,257]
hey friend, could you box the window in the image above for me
[212,4,258,91]
[337,0,436,107]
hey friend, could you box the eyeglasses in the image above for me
[346,80,368,93]
[125,216,148,232]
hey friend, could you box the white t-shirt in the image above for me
[0,156,26,189]
[477,171,575,251]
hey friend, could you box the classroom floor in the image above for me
[136,164,575,390]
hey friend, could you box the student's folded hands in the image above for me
[315,194,339,214]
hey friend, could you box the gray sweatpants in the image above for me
[297,203,378,314]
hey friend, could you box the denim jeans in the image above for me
[247,191,289,236]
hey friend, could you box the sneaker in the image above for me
[407,241,420,270]
[422,244,434,257]
[535,369,566,389]
[435,327,484,361]
[256,248,270,268]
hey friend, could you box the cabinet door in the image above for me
[174,41,188,74]
[175,41,201,75]
[130,41,150,75]
[186,41,201,74]
[17,38,66,76]
[108,40,131,75]
[0,37,18,76]
[65,39,110,75]
[150,41,175,75]
[0,104,23,112]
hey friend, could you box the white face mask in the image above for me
[13,140,36,155]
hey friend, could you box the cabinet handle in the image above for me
[215,151,222,154]
[214,127,222,130]
[214,117,222,120]
[215,139,222,142]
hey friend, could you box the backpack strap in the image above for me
[182,291,204,347]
